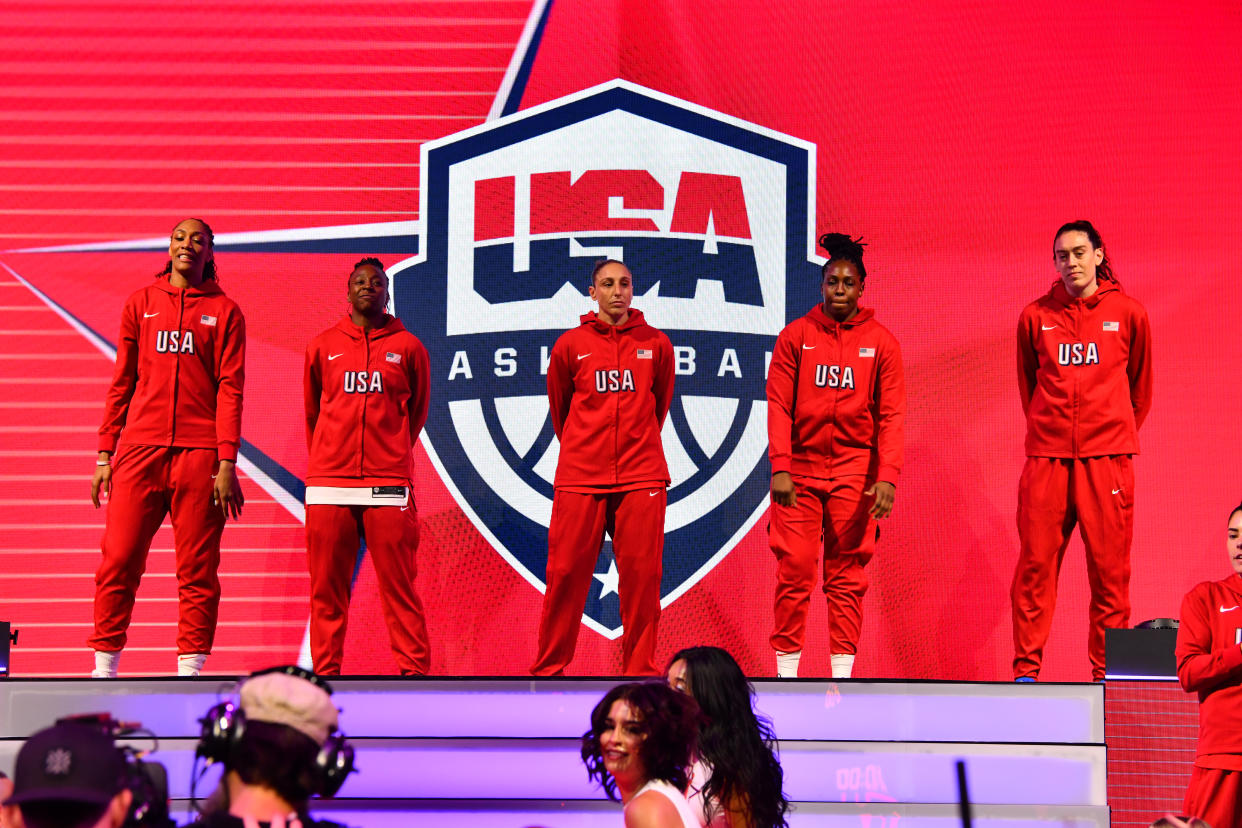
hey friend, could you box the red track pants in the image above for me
[306,503,430,675]
[1012,455,1134,680]
[90,445,225,655]
[1184,765,1242,828]
[531,488,666,676]
[769,475,875,656]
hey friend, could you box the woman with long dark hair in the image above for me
[582,682,703,828]
[666,646,789,828]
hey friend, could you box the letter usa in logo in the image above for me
[391,80,821,638]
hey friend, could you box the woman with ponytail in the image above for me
[89,218,246,678]
[1011,220,1152,682]
[765,232,905,678]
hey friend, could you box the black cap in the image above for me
[5,723,124,806]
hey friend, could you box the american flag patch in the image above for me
[200,314,217,326]
[637,349,652,359]
[859,347,876,358]
[1102,321,1119,332]
[386,352,401,363]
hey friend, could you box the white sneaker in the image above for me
[776,650,802,678]
[91,650,120,679]
[177,653,207,676]
[830,653,855,678]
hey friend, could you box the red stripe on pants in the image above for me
[306,503,430,675]
[90,445,224,654]
[531,488,665,676]
[769,475,875,656]
[1012,455,1134,680]
[1184,765,1242,828]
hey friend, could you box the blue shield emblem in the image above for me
[391,80,822,637]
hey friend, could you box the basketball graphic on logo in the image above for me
[392,81,823,636]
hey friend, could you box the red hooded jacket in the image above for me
[304,315,430,487]
[1018,280,1153,458]
[766,304,904,483]
[1176,574,1242,766]
[547,309,674,490]
[98,275,245,461]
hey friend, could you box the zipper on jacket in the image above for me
[1070,303,1079,457]
[824,323,840,476]
[170,289,184,446]
[611,325,620,485]
[360,330,369,478]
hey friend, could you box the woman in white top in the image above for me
[582,682,705,828]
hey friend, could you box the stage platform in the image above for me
[0,678,1107,827]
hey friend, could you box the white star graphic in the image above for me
[593,560,620,599]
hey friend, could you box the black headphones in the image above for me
[196,666,355,798]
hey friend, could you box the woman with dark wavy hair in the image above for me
[667,646,789,828]
[582,682,703,828]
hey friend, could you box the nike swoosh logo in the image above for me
[802,344,816,350]
[328,354,343,360]
[649,491,659,497]
[1041,325,1057,331]
[1221,605,1239,613]
[1111,488,1122,495]
[400,505,410,512]
[577,353,591,360]
[144,312,159,318]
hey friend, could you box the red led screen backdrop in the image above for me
[1,0,1240,679]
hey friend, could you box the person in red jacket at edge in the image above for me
[1175,502,1242,828]
[89,218,246,678]
[530,259,675,676]
[766,233,905,679]
[304,257,431,675]
[1011,220,1153,682]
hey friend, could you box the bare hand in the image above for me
[90,452,113,508]
[866,481,896,519]
[213,460,244,520]
[771,471,797,507]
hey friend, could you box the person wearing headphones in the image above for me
[193,667,354,828]
[0,722,134,828]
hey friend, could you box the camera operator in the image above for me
[0,722,132,828]
[193,667,353,828]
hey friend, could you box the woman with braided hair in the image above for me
[1011,220,1152,681]
[765,232,905,678]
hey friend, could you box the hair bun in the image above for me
[818,232,866,260]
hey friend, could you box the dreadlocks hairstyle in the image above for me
[581,682,702,802]
[819,232,867,283]
[353,256,386,273]
[157,217,217,282]
[1054,220,1117,285]
[669,646,790,828]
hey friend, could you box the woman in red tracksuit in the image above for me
[90,217,246,678]
[766,233,905,679]
[531,259,674,676]
[304,257,431,675]
[1011,220,1153,682]
[1175,502,1242,828]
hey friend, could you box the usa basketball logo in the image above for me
[391,81,822,637]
